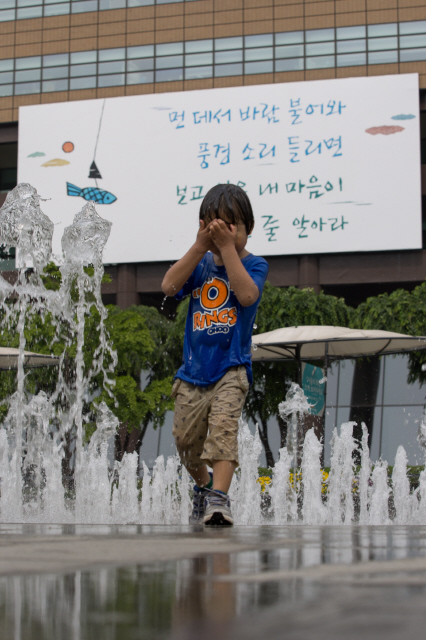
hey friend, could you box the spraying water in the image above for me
[0,185,425,526]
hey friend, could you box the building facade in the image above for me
[0,0,425,310]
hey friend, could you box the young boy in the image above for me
[162,184,268,525]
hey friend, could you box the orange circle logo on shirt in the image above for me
[200,278,229,310]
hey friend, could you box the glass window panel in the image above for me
[0,84,13,96]
[15,69,41,81]
[16,56,41,70]
[0,71,13,84]
[126,70,154,84]
[245,34,273,48]
[70,76,96,90]
[156,42,183,56]
[244,60,273,74]
[98,48,125,62]
[70,62,96,76]
[127,0,154,5]
[305,28,334,43]
[400,34,426,48]
[45,0,69,4]
[0,60,13,72]
[14,81,40,95]
[42,78,68,92]
[337,39,366,54]
[43,65,69,79]
[44,3,70,15]
[185,39,213,53]
[156,0,180,4]
[306,42,335,55]
[156,55,183,69]
[368,36,397,51]
[214,49,242,64]
[383,355,426,405]
[336,25,366,40]
[244,47,273,61]
[71,0,97,13]
[0,9,15,21]
[18,0,41,7]
[0,1,15,9]
[71,50,97,64]
[98,60,125,74]
[17,5,42,18]
[99,0,125,9]
[400,47,426,62]
[336,360,355,406]
[185,65,212,80]
[368,50,398,64]
[275,31,303,45]
[275,57,304,72]
[275,44,303,58]
[336,52,366,67]
[306,55,335,69]
[43,53,69,67]
[155,68,183,82]
[214,62,243,77]
[97,73,125,87]
[126,58,153,72]
[368,23,397,38]
[380,406,424,466]
[215,36,243,51]
[185,52,212,67]
[399,20,426,36]
[127,45,154,59]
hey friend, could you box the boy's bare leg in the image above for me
[187,464,211,488]
[212,460,238,494]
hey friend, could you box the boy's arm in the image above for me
[208,220,260,307]
[161,220,214,296]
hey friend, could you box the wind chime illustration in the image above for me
[66,99,118,205]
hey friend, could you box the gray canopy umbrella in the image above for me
[251,325,426,414]
[0,347,59,370]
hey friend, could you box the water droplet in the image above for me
[253,344,258,351]
[422,364,426,371]
[253,324,257,329]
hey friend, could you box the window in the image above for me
[305,28,334,43]
[368,50,398,64]
[275,31,303,45]
[306,55,335,69]
[185,53,213,67]
[337,52,366,67]
[127,45,154,59]
[98,48,125,62]
[42,78,68,92]
[16,57,41,70]
[214,50,242,64]
[70,76,97,90]
[71,51,97,64]
[156,43,183,56]
[214,63,243,77]
[43,66,69,79]
[71,0,97,13]
[306,42,335,56]
[275,58,304,72]
[126,71,154,84]
[15,81,41,94]
[97,73,125,87]
[244,60,273,74]
[155,68,183,82]
[15,69,41,82]
[43,53,69,67]
[336,40,366,54]
[245,34,273,48]
[337,26,366,40]
[127,59,154,72]
[185,66,212,80]
[98,60,125,74]
[399,20,426,35]
[185,40,213,54]
[245,47,273,62]
[400,34,426,49]
[70,63,97,77]
[275,44,304,59]
[368,37,398,51]
[44,3,70,17]
[156,55,183,70]
[215,37,243,51]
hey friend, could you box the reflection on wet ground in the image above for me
[1,525,426,639]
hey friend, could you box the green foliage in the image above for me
[350,281,426,385]
[256,281,353,333]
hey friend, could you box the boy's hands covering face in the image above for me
[195,219,215,254]
[208,219,237,251]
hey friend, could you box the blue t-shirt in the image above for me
[175,252,269,387]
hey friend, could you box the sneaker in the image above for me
[189,473,212,524]
[203,490,233,526]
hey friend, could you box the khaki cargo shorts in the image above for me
[171,366,250,469]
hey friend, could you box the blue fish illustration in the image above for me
[66,182,117,204]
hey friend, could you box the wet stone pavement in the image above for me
[1,524,426,640]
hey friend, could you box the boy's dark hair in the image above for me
[199,184,254,235]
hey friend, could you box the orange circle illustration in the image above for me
[200,278,229,310]
[62,141,74,153]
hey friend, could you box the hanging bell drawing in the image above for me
[88,161,102,180]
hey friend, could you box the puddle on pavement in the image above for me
[1,525,426,640]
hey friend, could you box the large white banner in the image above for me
[18,73,421,264]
